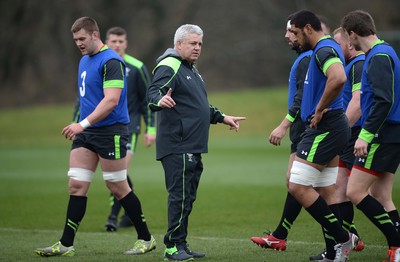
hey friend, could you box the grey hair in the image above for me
[173,24,203,47]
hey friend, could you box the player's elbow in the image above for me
[107,97,120,109]
[332,76,346,92]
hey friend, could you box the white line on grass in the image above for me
[0,227,386,249]
[191,235,387,249]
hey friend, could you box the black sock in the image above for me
[60,195,87,247]
[109,175,134,218]
[339,201,360,236]
[122,175,134,218]
[306,196,348,243]
[273,192,302,240]
[320,226,335,260]
[323,204,341,260]
[388,210,400,233]
[329,203,342,225]
[119,191,151,240]
[109,175,135,219]
[357,195,400,247]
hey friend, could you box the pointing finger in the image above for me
[166,88,172,96]
[234,116,246,121]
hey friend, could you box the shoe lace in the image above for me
[50,242,66,253]
[131,240,146,251]
[50,241,72,253]
[52,242,61,248]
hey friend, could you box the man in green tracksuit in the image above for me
[147,24,245,261]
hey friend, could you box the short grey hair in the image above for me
[173,24,203,47]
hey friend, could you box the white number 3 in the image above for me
[80,71,87,97]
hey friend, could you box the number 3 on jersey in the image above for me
[80,71,87,97]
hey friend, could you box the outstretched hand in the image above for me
[159,88,176,108]
[223,116,246,132]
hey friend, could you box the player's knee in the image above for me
[317,185,336,204]
[68,179,87,195]
[289,161,320,187]
[346,187,355,203]
[369,184,392,204]
[103,169,127,182]
[346,183,361,204]
[370,193,385,206]
[285,178,290,189]
[104,172,130,200]
[285,169,291,189]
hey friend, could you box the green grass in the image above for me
[0,88,397,261]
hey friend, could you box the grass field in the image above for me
[0,88,398,261]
